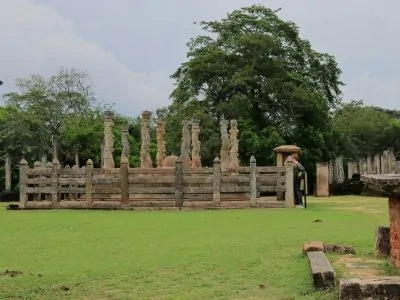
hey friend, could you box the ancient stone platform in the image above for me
[360,174,400,193]
[307,251,336,289]
[339,277,400,300]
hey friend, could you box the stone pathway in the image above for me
[333,254,385,278]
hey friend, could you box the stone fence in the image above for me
[328,147,399,185]
[19,156,295,210]
[315,147,399,197]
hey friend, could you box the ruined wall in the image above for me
[389,195,400,268]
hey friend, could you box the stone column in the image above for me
[316,162,329,197]
[329,160,334,184]
[103,110,115,169]
[249,156,257,207]
[366,156,373,174]
[220,119,230,173]
[180,120,191,170]
[374,153,381,174]
[284,157,295,208]
[273,145,302,201]
[335,156,345,183]
[140,111,153,168]
[229,119,239,173]
[389,147,397,174]
[191,119,202,168]
[381,150,390,174]
[347,162,353,179]
[156,120,166,168]
[120,124,130,167]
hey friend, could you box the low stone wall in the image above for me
[19,156,293,210]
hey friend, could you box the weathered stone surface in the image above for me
[156,120,166,168]
[375,226,390,257]
[307,251,336,289]
[220,119,230,173]
[303,241,325,253]
[191,119,201,168]
[316,162,329,197]
[229,119,239,173]
[162,155,178,168]
[324,243,356,254]
[120,124,130,166]
[103,110,115,169]
[389,195,400,268]
[140,111,153,168]
[339,277,400,300]
[180,120,191,170]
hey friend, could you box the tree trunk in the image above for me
[375,226,390,257]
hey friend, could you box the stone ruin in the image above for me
[100,110,240,171]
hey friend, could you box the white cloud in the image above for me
[0,0,173,116]
[1,0,400,115]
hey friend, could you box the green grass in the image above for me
[0,196,390,299]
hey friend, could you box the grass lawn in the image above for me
[0,196,390,299]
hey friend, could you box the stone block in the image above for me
[307,251,336,289]
[303,241,324,253]
[375,226,390,257]
[339,277,400,300]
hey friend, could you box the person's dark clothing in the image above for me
[293,162,305,205]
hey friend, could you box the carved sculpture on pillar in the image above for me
[120,124,130,167]
[103,110,115,169]
[229,119,239,173]
[220,119,230,173]
[180,120,191,169]
[140,111,153,168]
[191,119,202,168]
[156,120,166,168]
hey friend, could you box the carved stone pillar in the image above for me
[140,111,153,168]
[156,120,166,168]
[103,110,115,169]
[180,120,191,170]
[220,119,230,173]
[229,119,239,173]
[120,124,130,167]
[191,119,202,168]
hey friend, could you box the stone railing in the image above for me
[19,156,295,210]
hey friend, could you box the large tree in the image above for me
[333,100,400,158]
[168,5,343,172]
[4,68,98,160]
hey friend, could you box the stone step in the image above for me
[339,277,400,300]
[307,251,336,289]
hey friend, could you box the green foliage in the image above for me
[333,100,399,158]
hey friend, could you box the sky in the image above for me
[0,0,399,116]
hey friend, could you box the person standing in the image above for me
[292,153,305,208]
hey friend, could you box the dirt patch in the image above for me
[334,254,385,278]
[1,270,23,277]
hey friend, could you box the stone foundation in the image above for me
[389,194,400,268]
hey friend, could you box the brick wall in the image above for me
[389,195,400,268]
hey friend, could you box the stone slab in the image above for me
[361,174,400,195]
[307,251,336,289]
[339,277,400,300]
